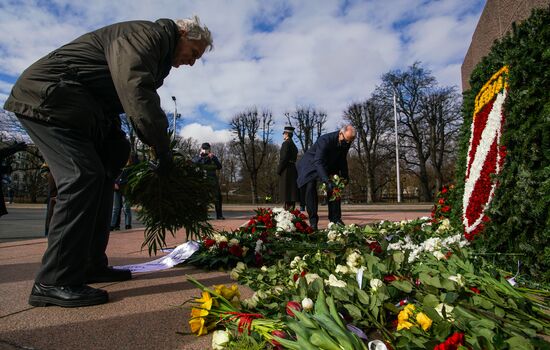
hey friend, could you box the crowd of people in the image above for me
[1,14,355,309]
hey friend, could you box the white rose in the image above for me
[212,330,230,350]
[290,256,302,269]
[370,278,384,291]
[335,264,349,274]
[327,222,335,229]
[304,273,321,284]
[301,297,314,311]
[229,269,240,280]
[435,303,454,321]
[235,262,246,271]
[448,274,465,287]
[261,265,268,272]
[325,274,347,288]
[229,238,240,246]
[327,231,338,242]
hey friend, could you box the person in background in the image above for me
[192,143,224,220]
[296,125,356,230]
[277,126,299,210]
[39,163,57,236]
[0,141,27,217]
[110,156,134,231]
[3,16,213,307]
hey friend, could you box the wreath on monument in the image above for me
[462,66,508,240]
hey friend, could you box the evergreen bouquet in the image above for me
[123,151,215,254]
[320,175,346,201]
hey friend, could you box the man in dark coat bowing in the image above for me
[3,16,213,307]
[277,126,299,210]
[297,125,356,230]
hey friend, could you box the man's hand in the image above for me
[149,150,173,175]
[157,150,174,175]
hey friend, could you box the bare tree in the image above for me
[380,62,436,202]
[421,87,462,191]
[344,97,394,202]
[174,136,199,159]
[230,107,274,204]
[284,106,327,152]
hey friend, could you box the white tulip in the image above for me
[301,297,314,311]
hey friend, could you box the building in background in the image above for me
[461,0,549,90]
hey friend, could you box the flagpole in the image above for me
[393,88,402,203]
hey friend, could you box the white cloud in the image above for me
[179,123,232,145]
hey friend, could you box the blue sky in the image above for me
[0,0,485,144]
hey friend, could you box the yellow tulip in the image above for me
[416,312,433,331]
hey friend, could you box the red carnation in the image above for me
[438,198,445,205]
[441,205,451,213]
[434,332,465,350]
[204,239,216,248]
[286,301,302,317]
[441,187,448,194]
[293,273,299,282]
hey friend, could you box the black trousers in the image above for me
[301,180,342,229]
[18,115,129,286]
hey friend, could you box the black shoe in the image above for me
[216,216,225,220]
[110,226,120,231]
[29,283,108,307]
[86,267,132,283]
[125,225,132,230]
[332,220,345,226]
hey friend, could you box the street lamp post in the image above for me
[392,86,402,203]
[171,96,179,139]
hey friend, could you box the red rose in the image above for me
[218,241,228,250]
[204,239,216,248]
[229,244,243,257]
[293,274,299,282]
[301,270,307,277]
[441,187,448,194]
[368,241,382,254]
[441,205,451,213]
[254,252,263,266]
[286,301,302,317]
[438,198,445,205]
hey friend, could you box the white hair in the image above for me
[340,125,356,136]
[175,15,214,51]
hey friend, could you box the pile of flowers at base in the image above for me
[183,216,550,349]
[185,208,315,269]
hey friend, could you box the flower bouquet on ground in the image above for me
[320,174,346,201]
[184,277,285,349]
[123,149,214,254]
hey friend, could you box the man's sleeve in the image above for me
[105,29,170,156]
[313,137,331,183]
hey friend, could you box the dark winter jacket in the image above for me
[278,138,298,202]
[296,131,350,188]
[3,19,179,154]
